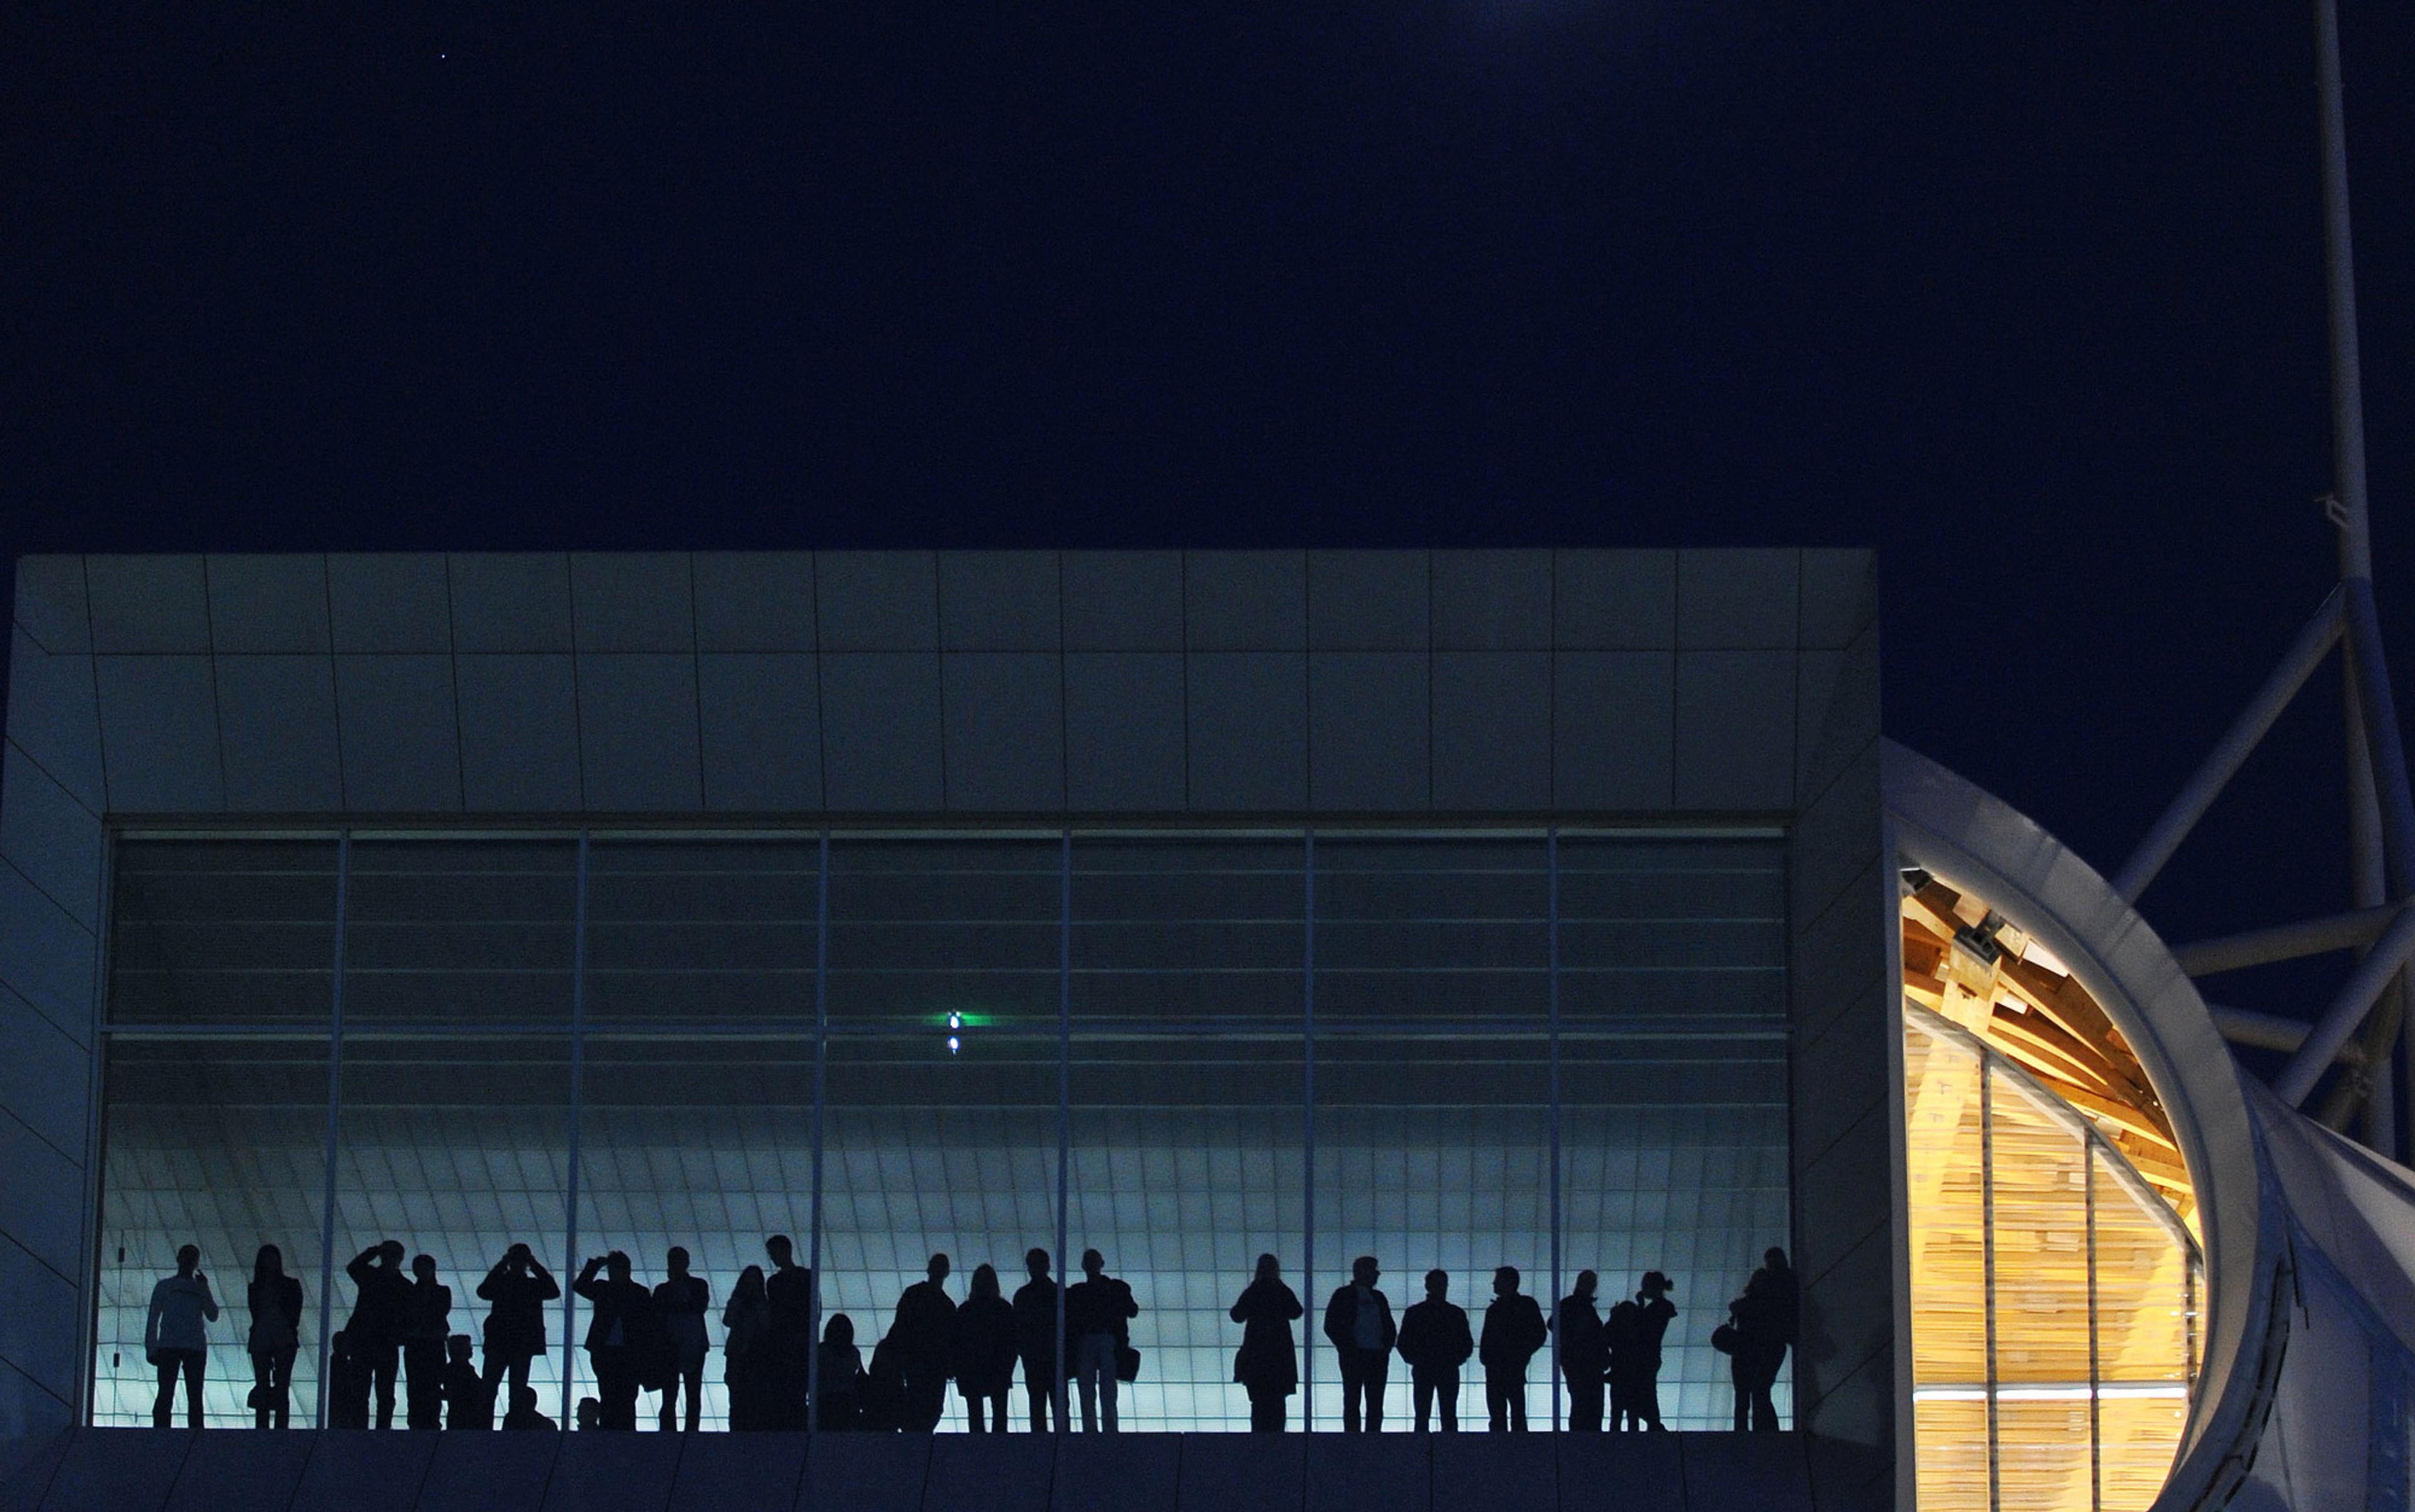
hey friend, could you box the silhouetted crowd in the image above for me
[145,1238,1797,1435]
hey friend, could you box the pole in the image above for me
[2314,0,2371,581]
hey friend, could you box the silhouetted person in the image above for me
[1230,1254,1303,1433]
[576,1397,602,1431]
[1731,1248,1796,1433]
[891,1253,958,1430]
[1067,1248,1138,1433]
[441,1335,492,1430]
[147,1243,217,1428]
[502,1383,555,1431]
[765,1235,814,1430]
[653,1247,711,1432]
[402,1254,452,1430]
[574,1251,653,1430]
[1323,1255,1396,1433]
[723,1265,770,1431]
[816,1313,868,1431]
[1011,1248,1062,1432]
[477,1245,558,1410]
[1553,1270,1607,1432]
[345,1240,409,1427]
[864,1331,909,1431]
[246,1244,302,1430]
[956,1264,1017,1433]
[1397,1269,1474,1433]
[1611,1272,1675,1432]
[327,1330,370,1430]
[1480,1267,1546,1432]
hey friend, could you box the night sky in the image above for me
[6,0,2414,1031]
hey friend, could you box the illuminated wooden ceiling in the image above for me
[1901,874,2193,1220]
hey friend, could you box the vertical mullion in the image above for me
[558,831,590,1424]
[1302,829,1316,1432]
[1056,832,1072,1438]
[808,831,830,1434]
[1980,1064,1999,1512]
[2086,1137,2102,1512]
[1548,829,1563,1435]
[313,831,352,1427]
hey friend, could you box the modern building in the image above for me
[0,549,2398,1511]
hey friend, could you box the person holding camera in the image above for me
[146,1243,218,1428]
[476,1243,560,1409]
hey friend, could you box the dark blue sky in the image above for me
[6,0,2413,1024]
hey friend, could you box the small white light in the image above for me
[947,1035,960,1053]
[948,1012,962,1030]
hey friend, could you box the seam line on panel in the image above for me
[11,614,63,657]
[812,555,829,813]
[934,553,950,811]
[1180,553,1192,810]
[0,1098,84,1173]
[1057,553,1070,814]
[313,831,349,1429]
[3,735,103,823]
[1668,558,1681,809]
[567,557,587,814]
[77,559,112,813]
[199,557,231,809]
[0,852,100,948]
[319,558,348,812]
[71,829,112,1427]
[559,829,589,1423]
[443,557,469,809]
[807,828,829,1434]
[689,553,709,811]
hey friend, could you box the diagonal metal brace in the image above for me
[2276,898,2415,1104]
[2114,586,2346,903]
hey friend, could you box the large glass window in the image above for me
[92,826,1790,1435]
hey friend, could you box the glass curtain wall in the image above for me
[96,839,338,1427]
[1557,836,1794,1429]
[1309,836,1552,1433]
[93,827,1789,1434]
[1070,836,1307,1433]
[1904,1007,2201,1512]
[821,838,1062,1432]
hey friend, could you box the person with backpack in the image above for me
[1395,1269,1474,1432]
[1729,1248,1796,1432]
[1479,1265,1546,1432]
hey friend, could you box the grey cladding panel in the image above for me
[1187,652,1306,810]
[1309,651,1428,809]
[818,551,938,650]
[0,1111,82,1279]
[31,1428,193,1512]
[1431,651,1550,811]
[692,552,816,650]
[1674,650,1796,809]
[579,654,704,810]
[0,982,89,1160]
[819,653,944,811]
[1799,549,1876,650]
[334,656,464,812]
[454,654,582,811]
[86,557,210,653]
[943,652,1065,810]
[1063,550,1184,650]
[697,653,823,811]
[1553,652,1674,810]
[941,551,1062,650]
[11,556,89,653]
[214,656,344,812]
[96,656,224,812]
[448,553,573,653]
[1555,550,1675,650]
[0,747,101,930]
[161,1431,316,1512]
[1063,652,1185,811]
[0,1231,81,1404]
[1304,1434,1430,1512]
[572,553,696,652]
[1186,552,1306,650]
[5,631,103,813]
[1679,549,1800,649]
[1054,1435,1183,1512]
[205,556,330,653]
[541,1432,684,1512]
[1308,550,1428,649]
[0,865,94,1047]
[326,554,452,653]
[1432,549,1552,649]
